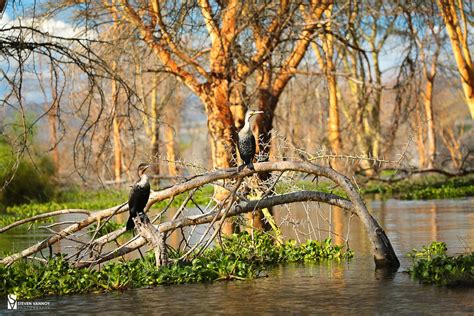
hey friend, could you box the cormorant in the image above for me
[238,110,264,171]
[126,162,151,230]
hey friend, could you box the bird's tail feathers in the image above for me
[126,216,135,230]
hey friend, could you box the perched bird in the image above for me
[238,110,264,171]
[126,162,151,230]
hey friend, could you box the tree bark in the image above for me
[0,0,6,13]
[165,126,178,177]
[415,106,427,168]
[437,0,474,118]
[150,74,160,184]
[111,61,122,183]
[323,5,343,160]
[134,217,168,267]
[423,72,437,168]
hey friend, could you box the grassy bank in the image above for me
[0,232,353,299]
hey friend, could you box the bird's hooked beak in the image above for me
[138,163,150,176]
[250,110,264,117]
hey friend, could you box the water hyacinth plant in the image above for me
[0,232,353,299]
[407,241,474,286]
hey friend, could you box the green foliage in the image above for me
[363,174,474,200]
[56,188,128,210]
[0,186,215,229]
[0,202,67,227]
[0,140,57,207]
[0,232,353,299]
[407,242,474,286]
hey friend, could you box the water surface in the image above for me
[2,198,473,314]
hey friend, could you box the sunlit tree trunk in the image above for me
[423,65,437,168]
[111,60,122,183]
[48,74,60,170]
[250,2,330,230]
[415,105,427,168]
[437,0,474,118]
[164,126,178,177]
[324,8,343,159]
[229,81,247,130]
[311,4,343,170]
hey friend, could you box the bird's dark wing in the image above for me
[250,134,256,159]
[127,182,151,230]
[129,183,150,215]
[238,133,257,165]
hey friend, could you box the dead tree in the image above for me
[0,160,400,269]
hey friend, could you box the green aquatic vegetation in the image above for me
[0,185,214,229]
[0,232,353,299]
[363,174,474,200]
[0,202,69,227]
[407,241,474,286]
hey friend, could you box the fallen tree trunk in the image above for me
[1,161,400,269]
[75,190,353,268]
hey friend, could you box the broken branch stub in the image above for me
[133,217,168,267]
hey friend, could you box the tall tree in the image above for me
[405,2,443,168]
[437,0,474,118]
[253,1,330,160]
[340,1,399,173]
[86,0,330,172]
[311,3,343,169]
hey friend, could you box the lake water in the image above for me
[1,198,474,314]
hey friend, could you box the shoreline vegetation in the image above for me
[1,173,473,299]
